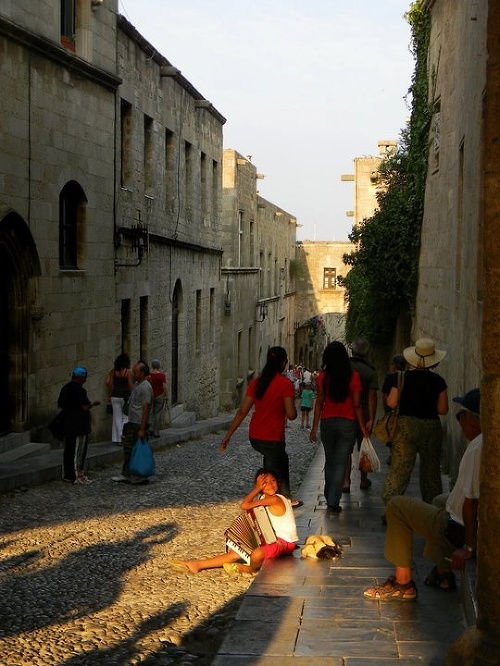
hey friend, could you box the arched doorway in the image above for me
[171,280,183,405]
[0,209,41,433]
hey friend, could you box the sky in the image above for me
[118,0,414,241]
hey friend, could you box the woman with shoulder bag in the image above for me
[106,353,134,445]
[382,338,448,509]
[309,341,369,514]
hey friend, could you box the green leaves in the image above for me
[342,2,430,346]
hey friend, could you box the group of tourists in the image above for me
[54,336,481,597]
[56,355,168,485]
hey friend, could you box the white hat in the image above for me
[403,338,446,368]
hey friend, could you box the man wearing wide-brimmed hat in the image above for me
[382,338,449,509]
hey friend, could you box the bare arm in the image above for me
[138,401,150,439]
[386,386,399,409]
[367,388,377,431]
[352,390,369,439]
[450,497,478,571]
[437,389,449,415]
[219,395,254,452]
[284,395,297,420]
[240,476,285,515]
[309,383,324,443]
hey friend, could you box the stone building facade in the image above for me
[415,0,486,464]
[294,241,352,370]
[115,17,225,419]
[220,150,297,409]
[416,2,500,662]
[0,1,226,441]
[341,140,397,227]
[0,0,120,436]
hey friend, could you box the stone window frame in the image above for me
[323,267,337,290]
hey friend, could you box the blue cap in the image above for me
[452,388,480,415]
[72,367,88,378]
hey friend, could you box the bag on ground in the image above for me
[129,437,156,478]
[358,436,381,473]
[48,411,66,441]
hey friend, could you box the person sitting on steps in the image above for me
[363,387,481,601]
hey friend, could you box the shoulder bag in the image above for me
[373,371,405,444]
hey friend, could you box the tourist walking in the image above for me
[309,341,369,513]
[219,346,302,507]
[343,338,378,491]
[382,338,448,508]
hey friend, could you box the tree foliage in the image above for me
[340,2,431,346]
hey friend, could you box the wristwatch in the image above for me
[462,544,475,554]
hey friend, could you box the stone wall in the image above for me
[114,17,226,420]
[416,0,487,473]
[220,150,297,409]
[0,1,120,435]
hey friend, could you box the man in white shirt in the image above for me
[112,361,153,484]
[363,388,481,601]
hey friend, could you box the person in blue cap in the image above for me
[57,367,100,484]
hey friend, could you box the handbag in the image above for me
[48,411,66,441]
[358,436,381,473]
[129,437,156,478]
[373,371,405,444]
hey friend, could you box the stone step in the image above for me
[0,431,31,455]
[170,410,196,428]
[0,441,51,463]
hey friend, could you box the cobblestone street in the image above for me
[0,418,317,666]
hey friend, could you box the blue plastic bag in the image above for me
[129,438,156,478]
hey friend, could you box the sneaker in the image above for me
[62,477,75,484]
[112,475,131,483]
[75,476,92,485]
[130,476,149,485]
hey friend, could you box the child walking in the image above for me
[300,383,315,430]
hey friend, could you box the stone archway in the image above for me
[0,208,41,433]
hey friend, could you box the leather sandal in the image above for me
[363,577,417,601]
[424,566,457,591]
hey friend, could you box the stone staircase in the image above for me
[0,407,233,494]
[0,432,51,464]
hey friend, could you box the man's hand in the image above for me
[449,546,475,571]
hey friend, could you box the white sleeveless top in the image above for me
[266,494,299,543]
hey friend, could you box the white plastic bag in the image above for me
[358,436,381,473]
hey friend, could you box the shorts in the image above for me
[261,538,296,560]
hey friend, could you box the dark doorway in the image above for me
[171,281,182,405]
[0,210,41,433]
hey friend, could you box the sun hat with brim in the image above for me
[452,388,480,415]
[72,366,88,378]
[403,338,446,368]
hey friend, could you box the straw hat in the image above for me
[403,338,446,368]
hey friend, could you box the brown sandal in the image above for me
[364,576,417,601]
[424,566,456,591]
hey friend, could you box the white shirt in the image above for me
[266,494,299,543]
[446,433,482,525]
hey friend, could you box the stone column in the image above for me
[446,1,500,663]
